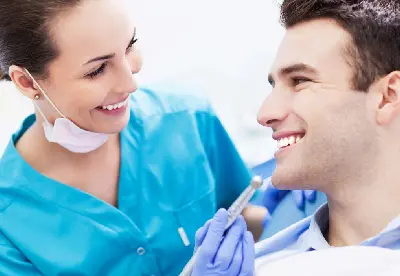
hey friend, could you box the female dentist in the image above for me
[0,0,310,275]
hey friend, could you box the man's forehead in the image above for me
[270,18,351,76]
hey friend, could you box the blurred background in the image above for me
[0,0,284,166]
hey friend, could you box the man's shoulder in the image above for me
[255,246,400,276]
[255,216,313,265]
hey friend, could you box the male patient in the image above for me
[190,1,400,274]
[255,0,400,268]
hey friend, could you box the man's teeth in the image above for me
[277,135,303,149]
[101,98,129,110]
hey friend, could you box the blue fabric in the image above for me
[252,158,276,179]
[252,158,327,239]
[260,190,327,239]
[0,87,255,276]
[255,203,400,269]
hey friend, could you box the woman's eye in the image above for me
[86,63,107,80]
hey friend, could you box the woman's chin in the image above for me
[92,113,131,134]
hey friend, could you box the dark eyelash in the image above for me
[127,37,138,49]
[127,27,138,50]
[86,63,107,79]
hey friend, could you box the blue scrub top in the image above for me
[0,88,254,276]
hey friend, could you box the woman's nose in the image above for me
[119,70,137,95]
[130,48,143,74]
[116,52,142,94]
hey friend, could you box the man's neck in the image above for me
[326,171,400,246]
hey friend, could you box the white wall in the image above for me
[130,0,284,165]
[0,0,284,165]
[0,82,33,155]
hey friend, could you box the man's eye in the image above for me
[269,81,275,88]
[292,77,311,86]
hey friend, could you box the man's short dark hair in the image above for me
[280,0,400,91]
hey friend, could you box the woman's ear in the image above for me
[8,65,40,100]
[375,71,400,126]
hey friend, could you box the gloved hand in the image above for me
[191,209,254,276]
[262,178,316,214]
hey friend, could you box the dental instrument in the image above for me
[179,175,263,276]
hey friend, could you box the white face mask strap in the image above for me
[24,69,66,119]
[32,100,50,124]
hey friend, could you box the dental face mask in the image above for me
[25,69,109,153]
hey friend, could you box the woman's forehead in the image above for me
[50,0,134,64]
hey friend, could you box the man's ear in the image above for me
[8,65,40,100]
[375,71,400,126]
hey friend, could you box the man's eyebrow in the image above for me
[280,63,318,75]
[83,28,137,66]
[268,63,318,85]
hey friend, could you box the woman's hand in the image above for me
[191,209,255,276]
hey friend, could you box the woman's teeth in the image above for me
[100,98,129,111]
[277,135,303,149]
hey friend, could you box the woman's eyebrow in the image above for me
[84,53,115,65]
[83,27,137,66]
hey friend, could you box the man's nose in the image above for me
[257,91,290,129]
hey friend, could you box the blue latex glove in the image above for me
[192,209,255,276]
[262,179,316,214]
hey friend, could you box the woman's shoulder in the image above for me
[130,85,215,118]
[0,172,23,213]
